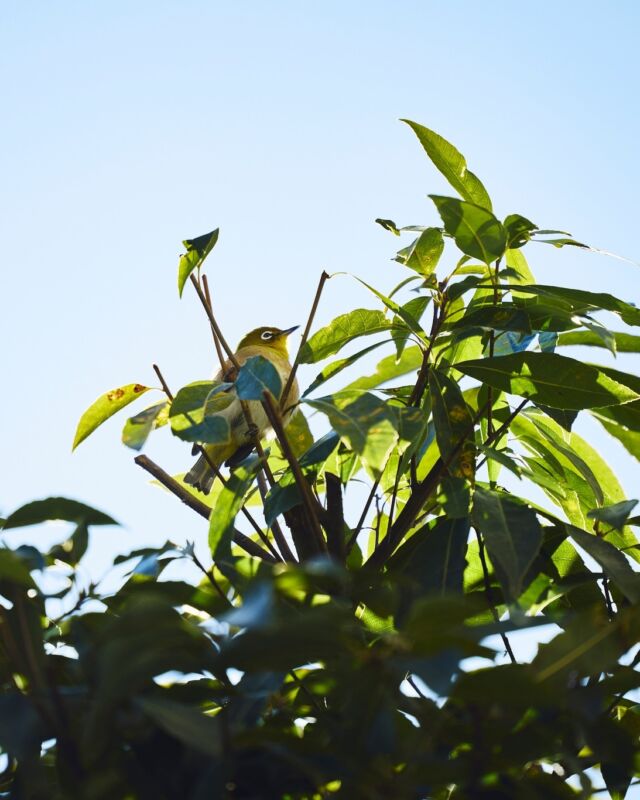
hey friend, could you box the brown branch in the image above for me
[281,270,330,411]
[134,455,276,562]
[189,274,240,369]
[202,273,227,373]
[153,363,174,400]
[256,470,297,562]
[261,391,327,555]
[324,472,345,561]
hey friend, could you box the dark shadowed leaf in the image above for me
[4,497,117,529]
[137,696,222,757]
[587,500,638,531]
[122,401,168,451]
[402,120,492,209]
[298,430,340,468]
[472,488,543,599]
[503,214,537,248]
[457,352,639,409]
[430,196,506,264]
[568,525,640,603]
[375,217,401,235]
[177,228,219,297]
[235,355,282,400]
[73,383,151,449]
[299,309,394,364]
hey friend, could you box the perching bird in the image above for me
[184,325,299,494]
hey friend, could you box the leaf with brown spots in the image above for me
[73,383,152,450]
[429,367,476,482]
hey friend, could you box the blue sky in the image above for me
[2,1,639,586]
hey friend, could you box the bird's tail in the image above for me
[184,455,215,495]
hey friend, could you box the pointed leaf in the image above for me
[429,368,475,481]
[587,500,638,531]
[400,227,445,277]
[177,228,219,297]
[299,309,394,364]
[208,461,259,558]
[402,120,492,209]
[457,352,639,409]
[342,346,422,392]
[430,195,506,264]
[169,381,232,444]
[568,525,640,604]
[472,488,543,599]
[73,383,150,449]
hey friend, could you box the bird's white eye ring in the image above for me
[261,331,273,340]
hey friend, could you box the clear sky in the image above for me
[2,1,640,583]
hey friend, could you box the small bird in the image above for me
[184,325,299,494]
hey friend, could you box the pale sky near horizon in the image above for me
[2,1,640,607]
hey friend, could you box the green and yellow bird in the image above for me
[184,325,299,494]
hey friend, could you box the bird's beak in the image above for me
[280,325,300,337]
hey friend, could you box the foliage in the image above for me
[4,123,640,799]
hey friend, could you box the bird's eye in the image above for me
[261,331,273,341]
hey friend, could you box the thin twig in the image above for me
[281,270,330,411]
[202,273,226,372]
[134,455,276,562]
[190,550,231,605]
[475,528,517,664]
[189,274,240,369]
[262,391,327,554]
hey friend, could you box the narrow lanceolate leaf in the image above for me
[235,356,282,400]
[302,341,387,397]
[402,120,492,210]
[3,497,117,529]
[505,284,640,327]
[457,352,640,410]
[73,383,150,450]
[169,381,232,444]
[208,461,259,559]
[355,278,427,340]
[398,228,445,277]
[429,369,476,481]
[122,402,168,451]
[177,228,219,297]
[342,346,422,392]
[299,309,394,364]
[430,196,506,264]
[558,330,640,353]
[592,409,640,461]
[472,487,543,600]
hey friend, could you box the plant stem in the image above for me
[475,528,517,664]
[256,470,298,562]
[202,273,227,372]
[133,455,276,562]
[262,391,327,555]
[281,270,330,411]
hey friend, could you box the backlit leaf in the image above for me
[122,402,168,451]
[177,228,219,297]
[235,355,282,400]
[299,309,394,364]
[73,383,150,449]
[430,195,506,264]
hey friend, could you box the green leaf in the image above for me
[122,402,168,451]
[208,461,259,558]
[302,341,387,397]
[506,284,640,327]
[177,228,219,297]
[299,309,394,364]
[169,381,232,444]
[73,383,150,449]
[375,217,401,235]
[472,488,543,599]
[503,214,537,248]
[558,330,640,353]
[137,696,221,757]
[592,410,640,461]
[283,408,314,457]
[389,516,470,597]
[566,528,640,603]
[263,479,301,526]
[402,120,492,209]
[3,497,117,529]
[457,352,640,410]
[430,196,506,264]
[398,228,445,277]
[354,278,427,340]
[429,368,475,481]
[298,430,340,468]
[587,500,638,531]
[305,392,422,478]
[235,355,282,400]
[342,345,422,392]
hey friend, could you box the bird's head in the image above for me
[237,325,299,355]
